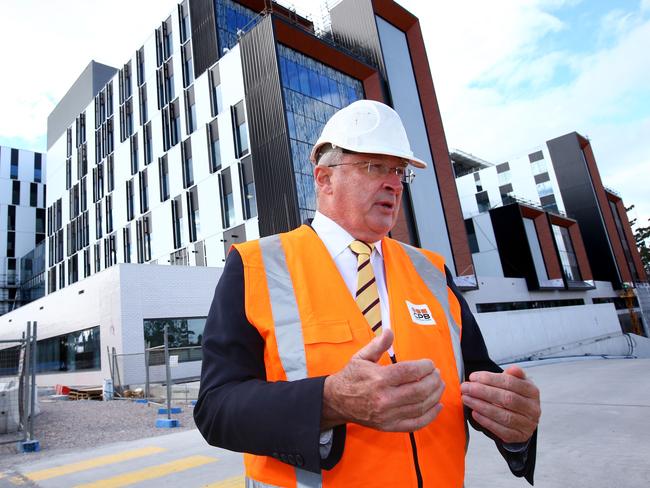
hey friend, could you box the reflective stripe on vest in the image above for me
[259,234,323,488]
[399,243,465,384]
[246,471,322,488]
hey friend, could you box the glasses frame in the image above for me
[326,161,416,184]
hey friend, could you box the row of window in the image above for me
[8,180,41,207]
[1,147,42,182]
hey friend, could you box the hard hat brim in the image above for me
[309,142,428,169]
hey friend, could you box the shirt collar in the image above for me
[312,211,383,259]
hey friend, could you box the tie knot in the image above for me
[349,240,374,257]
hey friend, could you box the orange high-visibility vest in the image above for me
[234,225,466,488]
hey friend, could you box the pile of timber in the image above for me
[67,386,103,401]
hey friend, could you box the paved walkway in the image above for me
[2,358,649,487]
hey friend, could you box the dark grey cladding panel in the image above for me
[189,0,219,78]
[47,61,117,149]
[546,133,619,284]
[330,0,385,79]
[489,204,539,290]
[240,15,300,236]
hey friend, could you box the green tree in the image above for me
[627,205,650,275]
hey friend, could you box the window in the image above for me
[536,180,553,197]
[185,86,196,134]
[476,298,584,313]
[465,219,479,253]
[94,242,101,273]
[540,194,558,213]
[58,262,66,289]
[12,180,20,205]
[10,148,19,178]
[181,138,193,188]
[7,231,15,257]
[95,201,103,239]
[105,233,117,268]
[239,155,257,219]
[33,326,101,373]
[475,190,490,213]
[130,134,139,175]
[159,155,170,202]
[67,128,73,157]
[182,43,193,87]
[187,186,200,242]
[107,154,115,192]
[92,163,104,203]
[164,60,175,104]
[528,150,544,163]
[139,168,149,213]
[30,183,38,206]
[77,142,88,178]
[126,178,135,221]
[80,176,88,212]
[68,253,78,285]
[123,225,132,263]
[34,153,42,182]
[233,101,249,157]
[171,99,180,147]
[139,84,148,125]
[66,157,72,190]
[144,122,153,165]
[120,99,134,141]
[172,196,184,249]
[552,225,582,282]
[178,1,190,43]
[136,46,145,86]
[136,213,152,263]
[220,168,235,228]
[208,119,221,172]
[143,317,206,359]
[7,205,16,231]
[497,162,511,186]
[208,65,222,117]
[608,200,639,281]
[473,171,483,192]
[106,194,114,233]
[36,208,45,234]
[499,183,514,206]
[83,247,91,277]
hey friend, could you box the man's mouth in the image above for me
[376,200,395,210]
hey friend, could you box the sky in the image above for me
[1,0,648,232]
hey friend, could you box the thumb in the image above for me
[355,329,393,363]
[504,365,527,379]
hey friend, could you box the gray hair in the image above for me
[316,143,343,167]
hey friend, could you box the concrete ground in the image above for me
[2,357,648,487]
[465,357,650,488]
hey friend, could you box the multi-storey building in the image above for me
[453,135,648,338]
[0,146,46,315]
[1,0,483,386]
[44,0,475,300]
[454,133,647,289]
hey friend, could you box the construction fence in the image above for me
[0,322,38,448]
[108,324,201,409]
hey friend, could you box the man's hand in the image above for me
[461,366,541,443]
[322,329,445,432]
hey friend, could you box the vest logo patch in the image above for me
[406,301,436,326]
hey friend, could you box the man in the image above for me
[195,100,540,487]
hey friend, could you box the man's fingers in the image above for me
[467,371,540,400]
[462,394,536,436]
[388,403,444,433]
[462,382,540,419]
[504,365,527,379]
[354,329,394,363]
[470,410,531,444]
[384,359,435,386]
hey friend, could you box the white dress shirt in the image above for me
[311,211,393,341]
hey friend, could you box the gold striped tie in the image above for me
[349,240,382,335]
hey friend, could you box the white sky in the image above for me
[1,0,648,231]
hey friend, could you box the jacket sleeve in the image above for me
[445,267,537,485]
[193,248,328,474]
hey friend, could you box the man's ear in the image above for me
[314,165,333,195]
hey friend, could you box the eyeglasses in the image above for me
[327,161,416,184]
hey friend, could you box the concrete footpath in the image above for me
[466,357,650,487]
[2,357,649,487]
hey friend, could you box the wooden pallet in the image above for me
[68,387,103,401]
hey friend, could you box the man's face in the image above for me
[315,153,406,242]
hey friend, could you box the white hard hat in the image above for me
[309,99,427,169]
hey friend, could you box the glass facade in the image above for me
[36,326,101,373]
[278,44,364,221]
[552,225,582,282]
[215,0,258,54]
[143,317,206,363]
